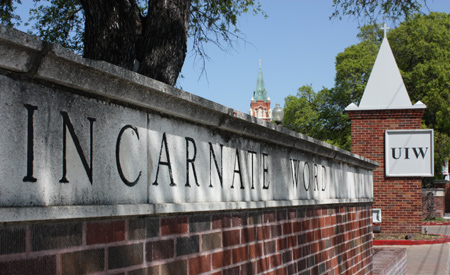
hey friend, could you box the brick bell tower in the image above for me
[249,60,272,121]
[345,25,427,234]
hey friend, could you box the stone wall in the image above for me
[348,109,425,234]
[0,25,376,274]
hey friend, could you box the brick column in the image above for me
[348,109,425,234]
[433,180,450,213]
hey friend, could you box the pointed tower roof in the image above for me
[253,59,268,102]
[346,24,425,111]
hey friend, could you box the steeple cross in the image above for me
[259,59,262,68]
[381,23,390,38]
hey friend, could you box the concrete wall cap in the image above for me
[0,24,377,171]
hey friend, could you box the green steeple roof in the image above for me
[253,61,268,102]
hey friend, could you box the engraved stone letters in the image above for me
[0,80,372,210]
[20,103,278,193]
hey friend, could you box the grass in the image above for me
[423,217,447,222]
[374,233,441,240]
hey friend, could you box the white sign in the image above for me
[385,129,434,177]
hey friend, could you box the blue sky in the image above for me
[178,0,450,114]
[14,1,450,114]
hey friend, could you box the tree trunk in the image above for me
[80,0,191,86]
[138,0,191,86]
[80,0,141,71]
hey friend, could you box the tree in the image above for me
[0,0,264,86]
[283,85,323,138]
[0,1,432,87]
[331,0,427,23]
[390,12,450,175]
[283,85,352,149]
[284,12,450,176]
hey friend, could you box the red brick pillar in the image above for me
[348,109,425,234]
[434,180,450,213]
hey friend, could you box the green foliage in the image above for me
[356,23,384,43]
[334,39,379,107]
[28,0,84,53]
[331,0,424,23]
[390,12,450,177]
[283,85,322,137]
[0,0,264,60]
[0,1,426,81]
[390,13,450,131]
[314,87,352,149]
[0,0,21,27]
[282,85,351,150]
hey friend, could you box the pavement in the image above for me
[405,243,450,274]
[378,225,450,275]
[405,225,450,275]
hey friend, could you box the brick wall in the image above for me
[372,248,407,275]
[348,109,425,234]
[0,204,373,275]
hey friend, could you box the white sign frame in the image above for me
[372,208,382,223]
[385,129,434,177]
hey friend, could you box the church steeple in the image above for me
[250,60,272,121]
[253,59,268,102]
